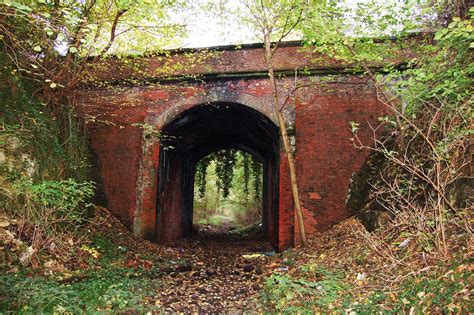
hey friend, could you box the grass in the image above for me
[1,267,157,312]
[0,235,164,313]
[196,214,234,226]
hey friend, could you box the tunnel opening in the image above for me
[193,149,264,237]
[156,102,280,248]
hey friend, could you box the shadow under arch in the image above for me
[156,102,281,248]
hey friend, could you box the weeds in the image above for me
[0,263,161,312]
[1,178,94,263]
[261,258,472,313]
[261,265,348,312]
[0,233,165,313]
[346,258,473,314]
[350,13,473,258]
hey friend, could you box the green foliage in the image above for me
[261,260,472,313]
[214,149,238,198]
[261,265,348,312]
[242,0,312,42]
[387,270,472,313]
[344,260,473,313]
[367,11,473,233]
[389,13,472,117]
[1,176,94,263]
[2,177,93,240]
[300,0,453,66]
[1,0,185,58]
[195,154,212,198]
[194,149,262,199]
[207,215,229,226]
[0,51,92,181]
[193,149,240,199]
[1,11,96,263]
[8,178,95,226]
[0,270,142,312]
[249,155,262,199]
[0,241,163,313]
[242,152,251,195]
[303,0,472,255]
[193,150,263,228]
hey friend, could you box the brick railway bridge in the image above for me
[75,41,386,251]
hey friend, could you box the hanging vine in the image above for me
[214,149,237,198]
[195,155,211,198]
[250,157,262,199]
[242,152,251,197]
[194,149,262,199]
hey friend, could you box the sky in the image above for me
[180,14,256,48]
[172,0,416,48]
[171,0,258,48]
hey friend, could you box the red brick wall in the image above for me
[156,157,185,242]
[74,43,386,250]
[74,89,148,229]
[83,42,410,84]
[278,152,294,250]
[295,78,383,235]
[88,125,143,227]
[134,138,160,241]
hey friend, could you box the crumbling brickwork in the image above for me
[74,42,385,250]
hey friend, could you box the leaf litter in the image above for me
[2,207,472,312]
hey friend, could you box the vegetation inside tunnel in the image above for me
[156,102,280,245]
[193,149,263,235]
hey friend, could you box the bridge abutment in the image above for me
[74,42,386,250]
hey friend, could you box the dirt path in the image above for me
[153,235,275,312]
[81,208,281,312]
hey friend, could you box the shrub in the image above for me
[1,178,95,262]
[0,264,160,313]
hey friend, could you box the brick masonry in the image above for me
[74,42,386,251]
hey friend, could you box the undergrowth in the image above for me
[0,48,96,264]
[260,9,473,314]
[261,265,348,312]
[260,243,472,313]
[0,235,163,313]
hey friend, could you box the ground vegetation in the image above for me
[0,0,472,313]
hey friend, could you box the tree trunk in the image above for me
[263,33,307,247]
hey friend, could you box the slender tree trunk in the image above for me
[263,33,307,247]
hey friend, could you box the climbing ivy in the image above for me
[214,150,237,198]
[250,157,262,199]
[195,149,262,199]
[0,51,92,182]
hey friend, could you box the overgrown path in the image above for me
[154,235,274,312]
[4,207,471,312]
[89,209,278,312]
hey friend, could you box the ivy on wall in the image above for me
[0,51,92,182]
[194,149,262,199]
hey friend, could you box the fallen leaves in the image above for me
[80,245,100,259]
[4,207,471,313]
[150,237,273,313]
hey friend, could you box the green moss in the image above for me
[0,50,93,182]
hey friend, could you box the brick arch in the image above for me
[150,101,289,249]
[148,88,279,130]
[75,43,386,250]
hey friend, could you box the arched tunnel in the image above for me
[156,102,281,248]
